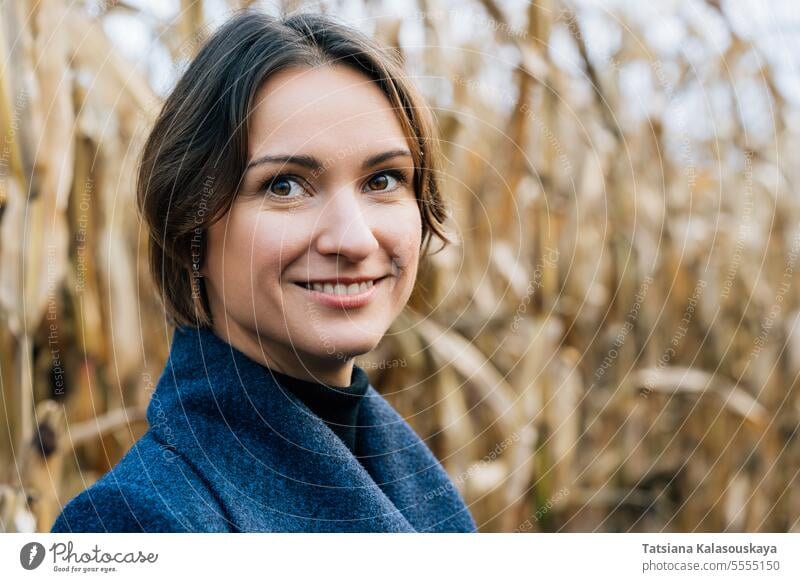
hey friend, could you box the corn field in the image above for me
[2,0,799,533]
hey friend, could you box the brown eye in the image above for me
[367,174,389,191]
[270,178,293,197]
[365,171,406,193]
[260,175,305,200]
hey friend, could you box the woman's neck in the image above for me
[208,319,356,387]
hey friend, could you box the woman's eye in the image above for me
[261,175,304,199]
[365,171,404,193]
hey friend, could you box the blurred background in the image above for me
[2,0,799,533]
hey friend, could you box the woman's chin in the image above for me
[301,333,383,362]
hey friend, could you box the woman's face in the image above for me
[202,65,422,386]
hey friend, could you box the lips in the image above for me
[292,275,388,296]
[292,275,388,308]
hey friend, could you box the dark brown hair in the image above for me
[137,10,451,329]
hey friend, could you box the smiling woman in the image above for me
[50,9,476,533]
[205,64,422,387]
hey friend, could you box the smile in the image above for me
[292,276,388,308]
[297,280,375,295]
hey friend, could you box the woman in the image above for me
[51,10,476,533]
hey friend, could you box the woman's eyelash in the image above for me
[377,169,409,187]
[258,173,304,196]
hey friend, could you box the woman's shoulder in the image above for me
[50,432,231,533]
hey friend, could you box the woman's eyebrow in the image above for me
[360,149,412,170]
[245,149,412,172]
[246,153,321,172]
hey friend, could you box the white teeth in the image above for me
[307,280,374,296]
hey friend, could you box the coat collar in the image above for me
[145,325,477,532]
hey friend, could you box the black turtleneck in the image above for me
[266,365,370,456]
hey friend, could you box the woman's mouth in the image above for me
[292,276,389,308]
[297,280,375,295]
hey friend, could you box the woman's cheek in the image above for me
[247,212,298,271]
[385,205,423,271]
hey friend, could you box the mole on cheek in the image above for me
[391,231,419,269]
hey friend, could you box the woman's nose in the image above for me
[314,188,380,260]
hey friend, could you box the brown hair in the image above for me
[137,10,451,329]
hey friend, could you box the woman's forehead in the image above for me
[248,65,410,160]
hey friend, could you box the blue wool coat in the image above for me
[51,325,477,532]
